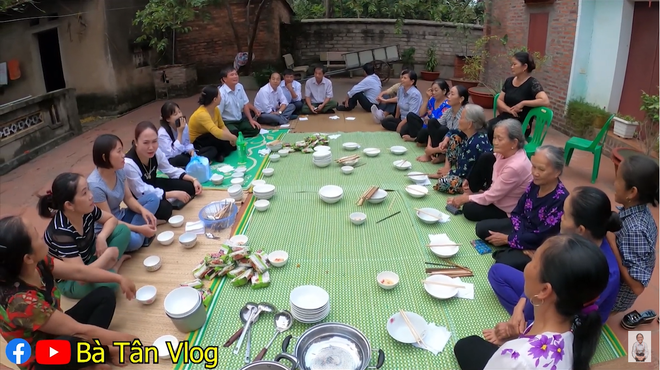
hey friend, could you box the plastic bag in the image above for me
[185,154,211,183]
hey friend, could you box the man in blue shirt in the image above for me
[337,63,382,112]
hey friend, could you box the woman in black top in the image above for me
[486,52,550,143]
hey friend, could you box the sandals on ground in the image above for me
[621,309,658,330]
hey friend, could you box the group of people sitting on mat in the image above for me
[1,55,658,369]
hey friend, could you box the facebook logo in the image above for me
[6,338,31,365]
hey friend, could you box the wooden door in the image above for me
[619,2,659,120]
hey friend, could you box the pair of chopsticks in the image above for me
[376,211,400,224]
[357,186,379,206]
[415,208,441,220]
[399,310,428,349]
[421,280,466,289]
[336,154,360,163]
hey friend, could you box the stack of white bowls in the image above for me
[227,185,243,201]
[290,285,330,323]
[253,184,276,200]
[318,185,344,204]
[312,150,332,168]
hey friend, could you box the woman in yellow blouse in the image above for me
[188,85,238,162]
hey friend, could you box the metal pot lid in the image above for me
[302,334,365,370]
[240,362,290,370]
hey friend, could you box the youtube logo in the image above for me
[36,340,70,365]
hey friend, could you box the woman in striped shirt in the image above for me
[38,172,131,299]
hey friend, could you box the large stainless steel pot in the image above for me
[241,353,298,370]
[282,322,385,370]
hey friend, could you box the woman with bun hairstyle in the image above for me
[0,215,137,370]
[486,186,621,347]
[158,101,218,167]
[608,155,659,314]
[487,52,550,143]
[454,234,610,370]
[187,85,238,163]
[124,121,202,221]
[38,173,132,299]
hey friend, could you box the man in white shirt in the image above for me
[218,66,261,137]
[337,63,382,112]
[280,69,303,117]
[254,72,295,126]
[302,66,338,114]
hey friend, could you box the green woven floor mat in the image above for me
[158,129,287,190]
[173,131,624,370]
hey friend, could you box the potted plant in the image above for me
[469,80,503,109]
[565,98,609,139]
[450,35,498,90]
[420,47,439,81]
[612,114,638,139]
[400,47,416,71]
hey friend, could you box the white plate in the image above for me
[423,274,460,299]
[153,335,179,359]
[290,285,329,310]
[386,311,428,344]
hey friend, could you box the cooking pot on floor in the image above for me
[241,353,298,370]
[282,322,385,370]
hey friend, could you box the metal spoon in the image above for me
[243,302,276,362]
[253,311,293,361]
[233,306,258,354]
[224,302,258,348]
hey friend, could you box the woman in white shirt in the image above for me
[124,121,202,221]
[632,333,648,362]
[158,101,218,168]
[454,234,609,370]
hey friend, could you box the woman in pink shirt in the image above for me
[448,119,532,222]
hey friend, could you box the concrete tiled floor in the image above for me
[0,78,657,369]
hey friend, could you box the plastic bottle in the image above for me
[237,132,247,166]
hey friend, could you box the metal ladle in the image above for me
[253,311,293,361]
[223,302,258,347]
[243,302,276,362]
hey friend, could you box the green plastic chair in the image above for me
[563,114,615,184]
[492,93,500,117]
[521,107,553,158]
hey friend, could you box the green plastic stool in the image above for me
[563,114,615,183]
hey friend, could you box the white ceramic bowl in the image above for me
[290,285,330,310]
[167,215,184,228]
[430,244,460,258]
[143,255,162,272]
[267,142,283,151]
[312,151,332,160]
[153,335,179,360]
[253,184,276,200]
[386,311,428,344]
[393,160,412,170]
[278,149,289,157]
[254,199,270,212]
[136,285,157,305]
[368,189,388,204]
[343,159,359,166]
[230,234,248,245]
[164,287,201,317]
[349,212,366,225]
[416,208,443,224]
[263,168,274,177]
[231,178,245,186]
[235,166,247,172]
[179,233,197,249]
[251,180,266,187]
[313,161,332,168]
[341,166,354,175]
[363,148,381,157]
[270,154,281,162]
[423,274,460,299]
[407,172,429,184]
[231,172,244,179]
[157,231,175,246]
[343,142,359,151]
[314,145,331,152]
[319,185,344,204]
[210,174,224,185]
[228,184,243,196]
[390,146,408,155]
[405,185,429,198]
[377,271,399,290]
[268,250,289,267]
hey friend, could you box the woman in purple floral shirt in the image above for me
[475,145,568,271]
[454,234,610,370]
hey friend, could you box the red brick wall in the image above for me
[483,0,578,135]
[175,0,292,82]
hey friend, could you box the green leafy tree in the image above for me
[0,0,34,12]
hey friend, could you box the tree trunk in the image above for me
[324,0,332,18]
[224,0,242,53]
[244,0,270,74]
